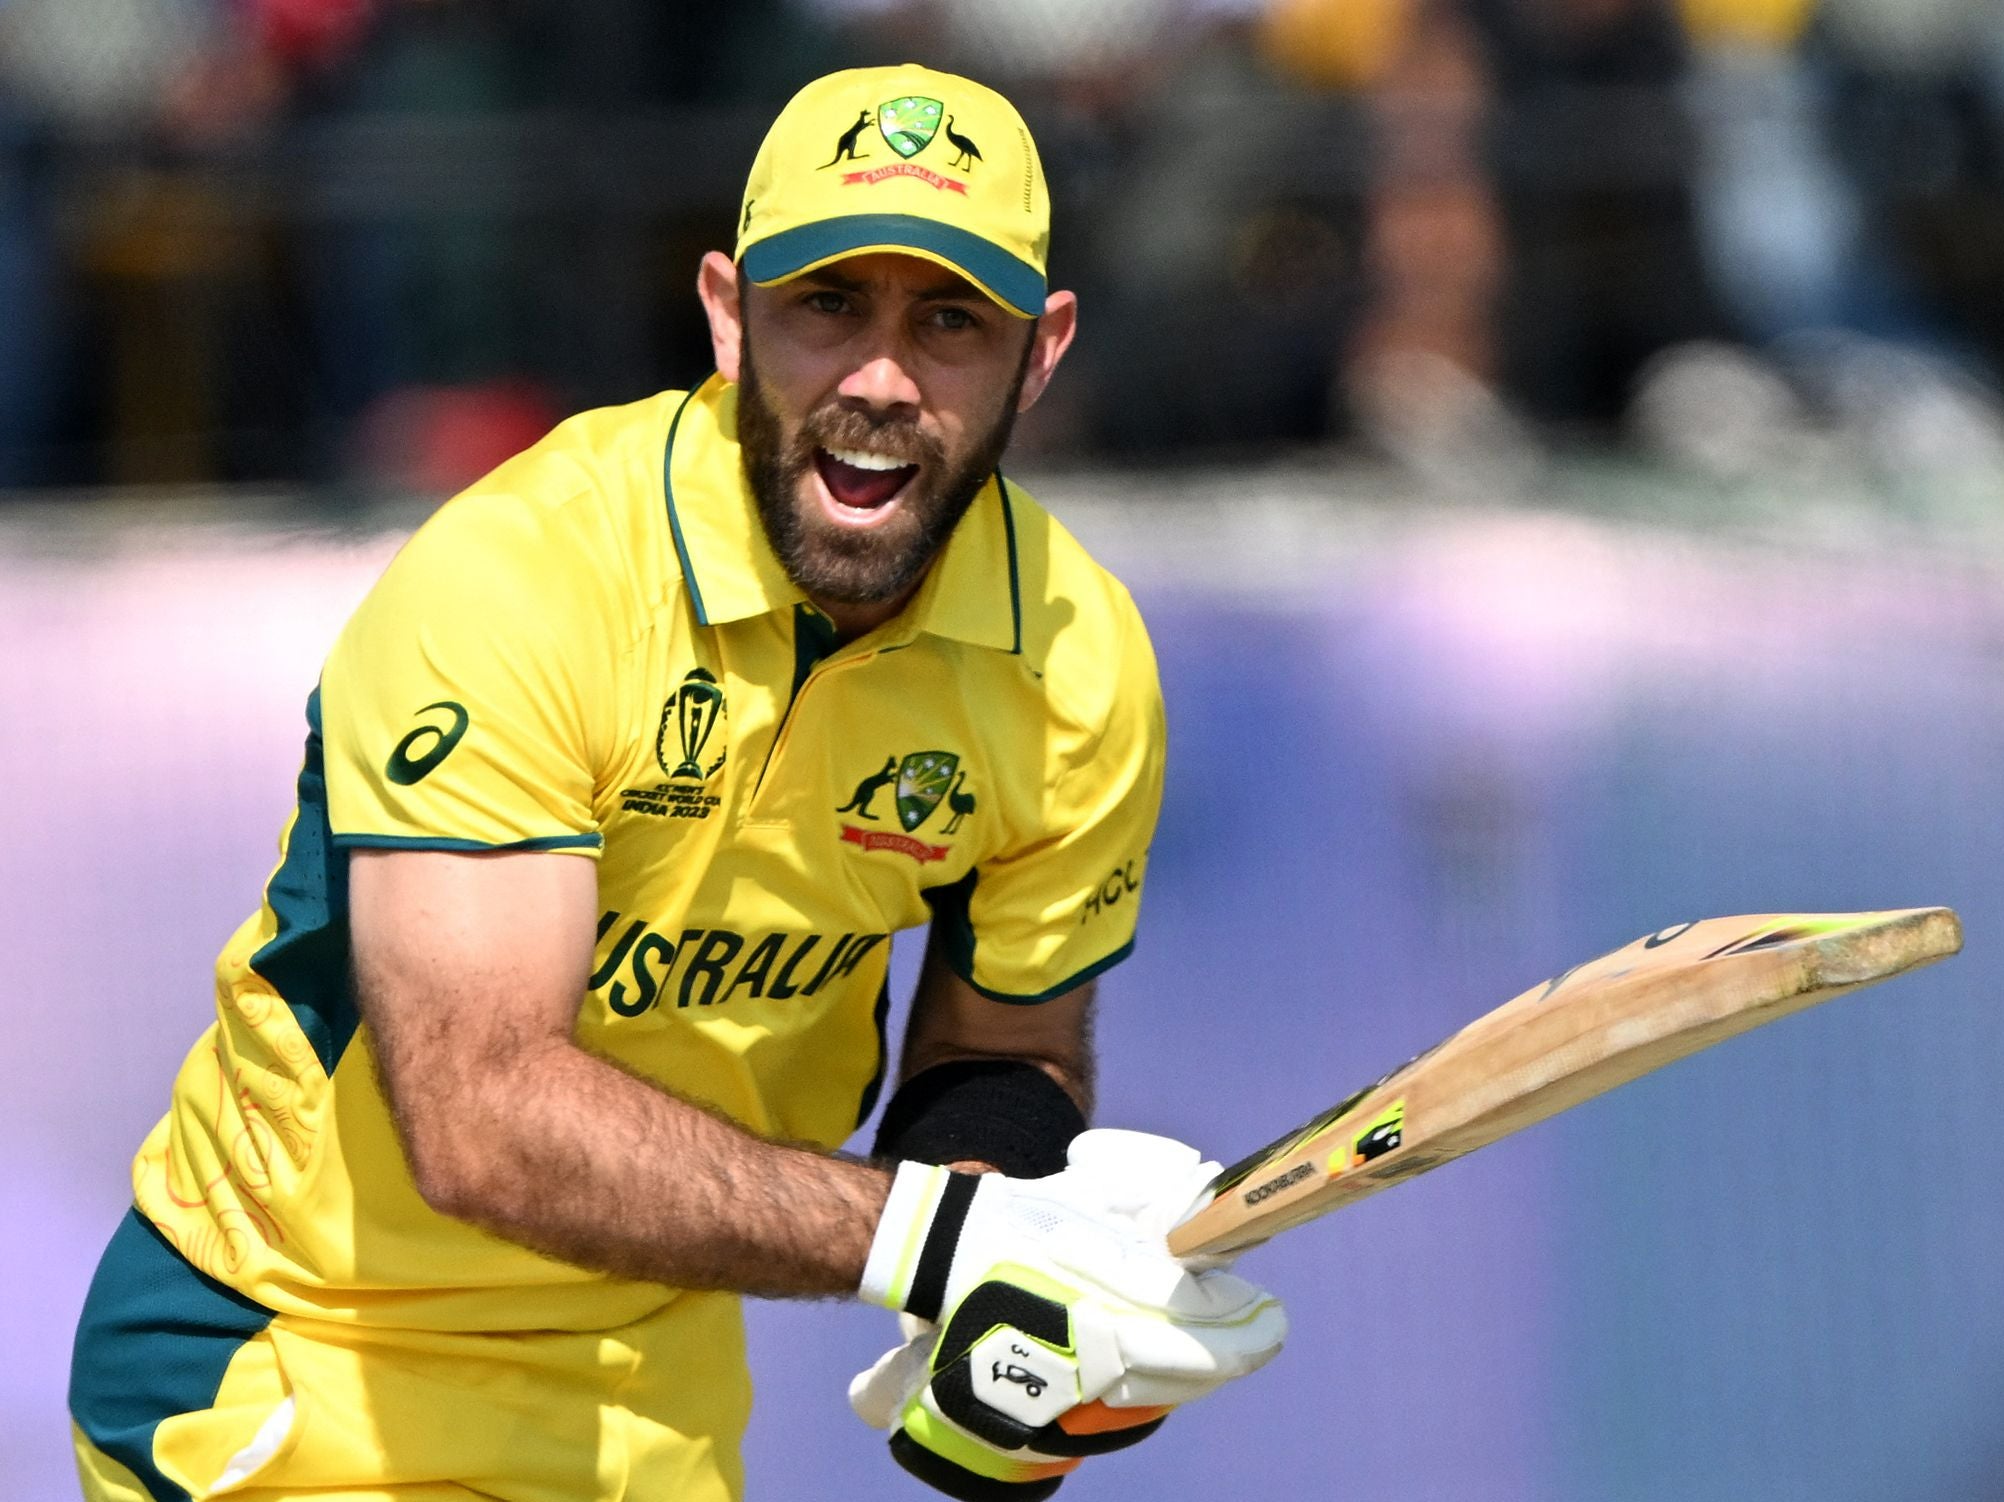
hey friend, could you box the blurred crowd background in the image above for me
[4,0,2004,497]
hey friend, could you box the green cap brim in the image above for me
[741,214,1045,318]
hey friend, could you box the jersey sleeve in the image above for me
[319,491,614,856]
[933,598,1166,1002]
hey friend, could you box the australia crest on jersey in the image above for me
[837,747,975,863]
[895,750,958,831]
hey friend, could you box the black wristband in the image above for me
[872,1060,1086,1179]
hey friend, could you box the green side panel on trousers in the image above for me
[70,1209,275,1502]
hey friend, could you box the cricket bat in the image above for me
[1168,907,1961,1259]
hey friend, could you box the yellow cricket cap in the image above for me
[735,65,1051,318]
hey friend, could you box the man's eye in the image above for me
[932,306,980,331]
[804,291,848,314]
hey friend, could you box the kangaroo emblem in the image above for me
[836,756,898,820]
[821,109,872,168]
[942,771,977,834]
[943,116,983,171]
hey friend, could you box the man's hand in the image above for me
[852,1131,1284,1498]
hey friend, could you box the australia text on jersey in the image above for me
[590,915,888,1016]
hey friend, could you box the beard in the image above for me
[736,329,1032,607]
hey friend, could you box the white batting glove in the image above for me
[1057,1127,1230,1256]
[853,1131,1284,1499]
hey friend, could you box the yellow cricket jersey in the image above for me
[127,372,1165,1336]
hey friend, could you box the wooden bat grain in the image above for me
[1168,907,1962,1258]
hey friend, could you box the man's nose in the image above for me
[836,352,923,414]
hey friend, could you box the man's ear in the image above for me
[1016,290,1078,413]
[697,251,746,383]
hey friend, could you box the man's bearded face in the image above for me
[735,299,1032,609]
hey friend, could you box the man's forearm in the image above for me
[898,938,1097,1115]
[380,1031,892,1298]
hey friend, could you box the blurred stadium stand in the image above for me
[0,0,2002,495]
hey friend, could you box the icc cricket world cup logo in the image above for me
[658,667,727,781]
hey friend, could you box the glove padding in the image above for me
[1059,1128,1233,1266]
[853,1130,1284,1499]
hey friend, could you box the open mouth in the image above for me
[812,445,920,518]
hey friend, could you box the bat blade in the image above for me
[1167,907,1962,1259]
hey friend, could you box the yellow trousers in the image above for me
[71,1210,749,1502]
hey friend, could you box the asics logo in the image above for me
[385,701,470,785]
